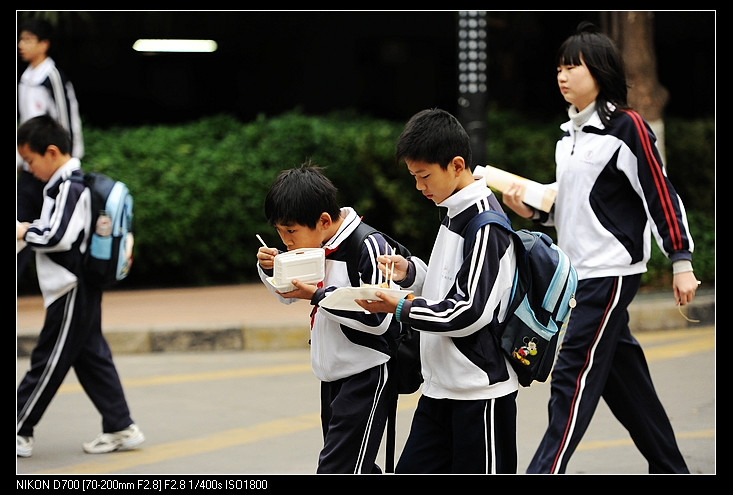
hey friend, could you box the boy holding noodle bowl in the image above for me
[256,162,416,474]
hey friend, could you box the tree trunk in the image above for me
[602,11,669,164]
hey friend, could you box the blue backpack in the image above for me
[463,210,577,387]
[72,172,135,288]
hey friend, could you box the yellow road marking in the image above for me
[642,333,714,361]
[58,363,312,395]
[577,429,715,451]
[34,414,321,475]
[33,327,714,474]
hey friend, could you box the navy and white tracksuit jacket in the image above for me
[17,56,84,276]
[392,177,520,474]
[17,56,84,171]
[258,207,405,473]
[17,159,136,439]
[527,106,693,473]
[396,178,519,399]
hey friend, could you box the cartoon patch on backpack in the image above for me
[512,337,538,366]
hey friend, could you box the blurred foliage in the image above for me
[18,109,714,294]
[663,117,716,215]
[77,111,435,288]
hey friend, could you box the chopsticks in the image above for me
[385,245,395,288]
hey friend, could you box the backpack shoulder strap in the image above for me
[344,221,377,287]
[342,221,397,472]
[462,209,514,258]
[344,221,411,288]
[343,220,414,473]
[67,173,87,186]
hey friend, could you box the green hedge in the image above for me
[18,109,714,293]
[81,111,433,288]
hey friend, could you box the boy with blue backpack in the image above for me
[356,108,520,473]
[16,115,144,458]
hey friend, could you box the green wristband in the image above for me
[395,298,405,323]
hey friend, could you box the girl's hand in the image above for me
[256,246,278,270]
[502,182,535,219]
[673,271,700,306]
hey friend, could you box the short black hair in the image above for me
[395,108,472,170]
[19,18,54,42]
[264,161,341,228]
[17,114,71,155]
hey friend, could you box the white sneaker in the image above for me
[82,424,145,454]
[17,435,33,457]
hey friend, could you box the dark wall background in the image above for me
[18,11,715,128]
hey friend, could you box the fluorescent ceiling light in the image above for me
[133,39,218,53]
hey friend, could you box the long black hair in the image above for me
[557,21,630,127]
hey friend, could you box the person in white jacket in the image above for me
[502,22,698,474]
[256,163,408,473]
[16,115,143,458]
[356,108,519,474]
[17,18,84,281]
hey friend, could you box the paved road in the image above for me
[16,326,715,478]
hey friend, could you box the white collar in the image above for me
[20,57,56,85]
[568,101,597,131]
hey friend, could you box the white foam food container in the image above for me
[267,247,325,292]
